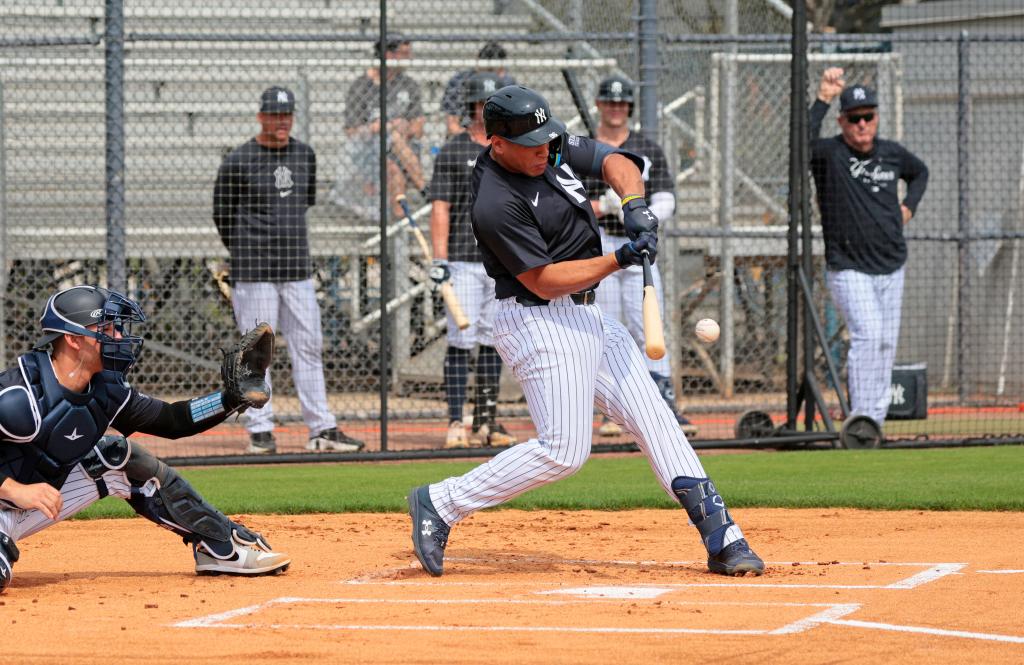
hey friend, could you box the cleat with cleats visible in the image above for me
[245,431,276,455]
[708,539,764,577]
[194,534,291,576]
[407,485,450,576]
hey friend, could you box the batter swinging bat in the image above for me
[641,251,666,360]
[562,68,596,138]
[396,195,470,330]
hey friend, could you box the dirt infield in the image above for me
[5,508,1024,664]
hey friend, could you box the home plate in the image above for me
[538,586,674,599]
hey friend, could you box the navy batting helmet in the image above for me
[35,285,146,373]
[483,85,566,147]
[597,75,635,115]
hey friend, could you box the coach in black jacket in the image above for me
[213,86,363,455]
[809,67,929,430]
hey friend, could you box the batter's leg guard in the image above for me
[123,443,290,576]
[0,532,20,592]
[671,476,764,576]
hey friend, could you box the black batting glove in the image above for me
[614,232,658,268]
[428,259,451,292]
[622,197,659,240]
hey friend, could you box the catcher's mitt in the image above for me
[221,322,275,411]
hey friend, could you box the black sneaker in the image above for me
[407,485,450,576]
[307,428,365,453]
[708,539,765,577]
[246,431,276,455]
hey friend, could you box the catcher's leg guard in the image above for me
[0,532,20,592]
[123,443,289,575]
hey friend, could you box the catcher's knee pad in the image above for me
[0,532,20,592]
[671,477,741,555]
[81,435,133,498]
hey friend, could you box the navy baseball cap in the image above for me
[839,85,878,112]
[259,86,295,114]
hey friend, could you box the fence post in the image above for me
[717,0,738,398]
[377,0,390,450]
[637,0,659,139]
[105,0,127,292]
[786,0,807,427]
[956,30,970,405]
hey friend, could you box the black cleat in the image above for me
[407,485,450,576]
[708,539,765,577]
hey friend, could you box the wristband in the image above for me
[620,195,643,206]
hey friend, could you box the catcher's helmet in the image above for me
[483,85,566,147]
[35,285,146,373]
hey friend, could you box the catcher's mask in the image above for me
[35,285,146,374]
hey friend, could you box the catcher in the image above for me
[0,284,289,592]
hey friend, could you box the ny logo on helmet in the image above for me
[484,79,496,92]
[535,107,547,124]
[611,81,623,95]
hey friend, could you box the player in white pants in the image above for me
[406,85,763,578]
[584,75,696,438]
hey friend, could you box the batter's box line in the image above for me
[172,596,862,636]
[350,558,966,590]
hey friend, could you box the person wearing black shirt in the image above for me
[428,72,516,449]
[214,86,364,455]
[810,68,929,429]
[440,41,516,136]
[0,285,291,591]
[582,75,697,439]
[405,85,764,579]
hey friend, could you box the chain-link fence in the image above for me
[1,0,1021,460]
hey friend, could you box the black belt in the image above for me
[516,290,596,307]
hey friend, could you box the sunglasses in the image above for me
[844,112,875,125]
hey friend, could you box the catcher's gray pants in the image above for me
[231,279,336,436]
[0,464,131,543]
[428,297,745,551]
[827,266,905,425]
[595,229,671,376]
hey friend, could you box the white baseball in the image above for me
[695,318,720,344]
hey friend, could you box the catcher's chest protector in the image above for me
[0,351,131,488]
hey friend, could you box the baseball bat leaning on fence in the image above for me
[396,194,470,330]
[641,251,666,360]
[562,68,596,138]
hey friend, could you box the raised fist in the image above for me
[818,67,845,103]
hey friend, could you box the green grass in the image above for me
[76,446,1024,519]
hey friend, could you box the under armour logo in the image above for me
[643,210,655,221]
[535,107,547,124]
[65,428,84,441]
[277,90,289,103]
[420,519,434,537]
[853,87,866,100]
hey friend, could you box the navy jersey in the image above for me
[428,132,488,262]
[471,135,618,300]
[582,131,675,237]
[809,100,929,274]
[212,137,316,282]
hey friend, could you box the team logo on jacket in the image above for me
[274,165,294,190]
[847,157,894,193]
[555,163,587,204]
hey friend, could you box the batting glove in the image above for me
[622,197,659,240]
[614,232,657,268]
[428,259,451,292]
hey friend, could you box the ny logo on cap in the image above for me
[611,81,623,94]
[535,107,547,124]
[484,79,496,92]
[277,90,289,103]
[853,87,866,100]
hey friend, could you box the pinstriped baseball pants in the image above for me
[429,296,708,526]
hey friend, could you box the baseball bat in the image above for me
[396,195,470,330]
[561,68,596,138]
[211,266,233,304]
[641,251,666,360]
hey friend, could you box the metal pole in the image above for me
[956,30,970,405]
[104,0,127,291]
[718,0,738,398]
[0,82,7,364]
[295,69,311,144]
[786,0,807,427]
[378,0,390,450]
[638,0,659,140]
